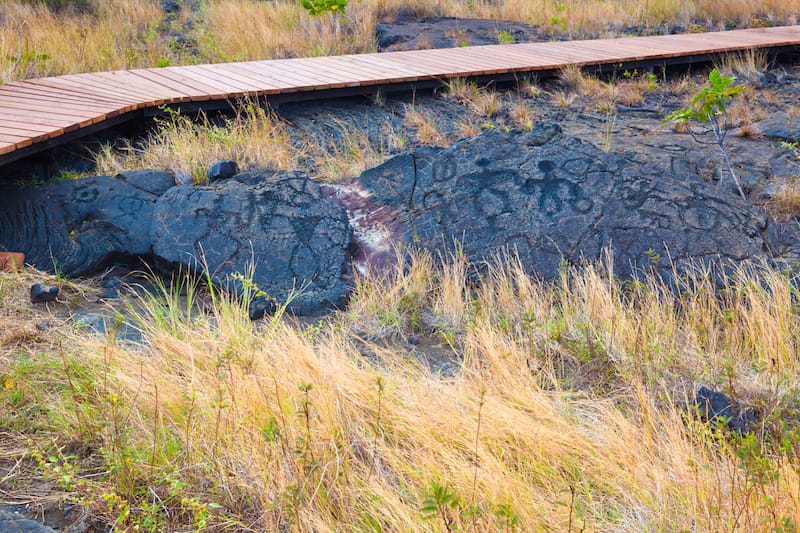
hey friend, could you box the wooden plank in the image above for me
[56,73,161,103]
[128,69,212,100]
[277,56,379,87]
[242,59,343,88]
[185,64,266,94]
[212,63,294,92]
[159,66,231,99]
[260,59,352,89]
[0,110,87,132]
[0,113,74,131]
[81,72,179,105]
[303,56,377,85]
[171,65,256,96]
[0,81,136,108]
[0,128,49,143]
[235,61,323,91]
[0,132,33,143]
[444,46,550,72]
[0,86,130,111]
[0,103,98,124]
[225,62,298,92]
[94,70,191,101]
[330,56,424,83]
[0,142,16,155]
[19,79,140,110]
[30,77,146,109]
[0,137,33,149]
[393,49,497,74]
[205,63,285,92]
[337,55,434,83]
[0,94,120,117]
[400,48,515,76]
[0,119,62,135]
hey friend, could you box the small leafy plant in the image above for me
[301,0,348,16]
[497,30,514,44]
[664,68,747,199]
[421,480,461,531]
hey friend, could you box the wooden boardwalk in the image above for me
[1,25,799,166]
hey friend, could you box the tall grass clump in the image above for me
[197,0,377,61]
[0,0,169,80]
[304,117,391,181]
[2,251,798,530]
[96,101,394,183]
[95,101,296,183]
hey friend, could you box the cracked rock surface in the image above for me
[152,170,352,314]
[0,125,781,314]
[349,125,768,279]
[0,170,173,276]
[0,170,352,315]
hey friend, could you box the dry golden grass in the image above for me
[1,251,799,530]
[95,100,391,183]
[729,88,767,137]
[764,177,800,220]
[95,102,297,183]
[197,0,378,61]
[508,100,534,130]
[404,105,449,146]
[444,78,502,117]
[306,117,390,181]
[715,49,771,79]
[550,89,577,108]
[456,118,482,138]
[0,0,169,80]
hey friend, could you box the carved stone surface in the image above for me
[0,171,173,276]
[353,125,768,280]
[151,170,352,314]
[1,169,351,315]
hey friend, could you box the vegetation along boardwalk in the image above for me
[0,25,799,166]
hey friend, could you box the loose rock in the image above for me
[696,386,757,433]
[207,160,239,182]
[73,311,142,343]
[30,284,59,304]
[0,507,57,533]
[756,112,800,143]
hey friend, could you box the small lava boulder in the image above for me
[346,125,768,280]
[151,170,351,315]
[696,386,757,433]
[0,507,57,533]
[30,284,59,304]
[207,160,239,183]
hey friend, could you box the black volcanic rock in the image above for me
[344,125,768,280]
[151,170,352,315]
[30,284,59,304]
[0,172,172,276]
[696,386,757,433]
[376,16,544,51]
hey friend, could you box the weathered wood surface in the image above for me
[1,25,799,162]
